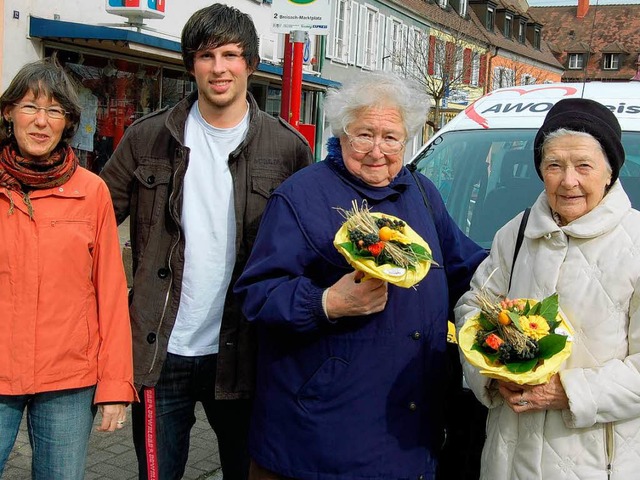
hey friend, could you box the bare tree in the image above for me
[390,27,481,128]
[488,57,555,91]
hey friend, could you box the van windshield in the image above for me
[412,129,640,249]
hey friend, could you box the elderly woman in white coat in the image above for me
[455,97,640,480]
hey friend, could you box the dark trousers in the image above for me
[132,353,252,480]
[436,344,487,480]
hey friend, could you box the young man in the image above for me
[100,5,313,479]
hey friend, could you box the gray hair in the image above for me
[541,128,612,174]
[324,72,430,138]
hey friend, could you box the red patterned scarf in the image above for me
[0,141,78,218]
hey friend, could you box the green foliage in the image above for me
[410,243,433,261]
[537,334,567,359]
[472,342,500,363]
[338,242,375,260]
[537,293,559,323]
[505,358,538,373]
[477,312,495,331]
[507,311,523,332]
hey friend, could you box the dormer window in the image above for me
[439,0,448,8]
[568,53,585,69]
[458,0,467,17]
[518,21,526,43]
[533,27,541,49]
[504,13,513,38]
[603,53,620,70]
[486,7,495,31]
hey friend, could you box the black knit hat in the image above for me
[534,98,625,183]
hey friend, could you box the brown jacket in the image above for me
[100,92,313,398]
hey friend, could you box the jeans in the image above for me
[132,353,251,480]
[0,386,97,480]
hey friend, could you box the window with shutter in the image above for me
[454,46,464,80]
[326,0,337,58]
[356,4,367,67]
[603,53,620,70]
[376,13,385,69]
[478,54,487,86]
[357,6,379,69]
[470,53,480,86]
[568,53,584,69]
[333,0,349,62]
[463,48,472,84]
[445,41,455,77]
[348,0,358,64]
[428,35,436,75]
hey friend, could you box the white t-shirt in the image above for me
[168,101,249,356]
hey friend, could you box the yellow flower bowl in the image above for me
[459,305,573,385]
[333,213,432,289]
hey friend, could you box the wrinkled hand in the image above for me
[325,270,388,319]
[96,403,127,432]
[498,374,569,413]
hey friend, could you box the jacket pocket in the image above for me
[251,172,287,199]
[133,163,172,225]
[246,170,289,239]
[297,356,349,412]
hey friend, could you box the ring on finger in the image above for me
[517,394,529,407]
[116,420,125,426]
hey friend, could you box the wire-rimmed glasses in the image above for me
[13,103,68,120]
[343,127,406,155]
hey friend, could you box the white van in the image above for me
[410,82,640,248]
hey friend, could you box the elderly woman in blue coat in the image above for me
[234,72,486,480]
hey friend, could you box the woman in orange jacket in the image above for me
[0,58,136,480]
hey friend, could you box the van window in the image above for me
[413,129,640,249]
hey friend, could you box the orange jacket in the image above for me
[0,167,136,404]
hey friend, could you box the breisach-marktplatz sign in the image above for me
[271,0,331,35]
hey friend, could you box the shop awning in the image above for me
[29,16,340,89]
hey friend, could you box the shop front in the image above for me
[29,16,338,170]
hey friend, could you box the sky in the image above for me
[528,0,639,5]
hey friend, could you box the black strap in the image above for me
[407,164,444,256]
[407,163,434,218]
[508,207,530,292]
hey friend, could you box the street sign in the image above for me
[271,0,331,35]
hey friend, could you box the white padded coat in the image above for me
[455,181,640,480]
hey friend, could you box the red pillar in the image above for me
[289,31,305,130]
[280,34,292,121]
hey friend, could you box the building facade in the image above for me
[2,0,338,166]
[530,0,640,82]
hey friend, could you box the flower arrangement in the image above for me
[333,200,433,288]
[458,290,573,385]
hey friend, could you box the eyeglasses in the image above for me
[13,103,67,120]
[343,128,406,155]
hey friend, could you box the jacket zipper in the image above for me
[148,149,185,374]
[605,422,614,479]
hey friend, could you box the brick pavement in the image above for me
[2,219,223,480]
[3,403,222,479]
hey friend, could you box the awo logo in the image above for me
[464,86,578,129]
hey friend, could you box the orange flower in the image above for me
[485,333,504,350]
[367,241,385,256]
